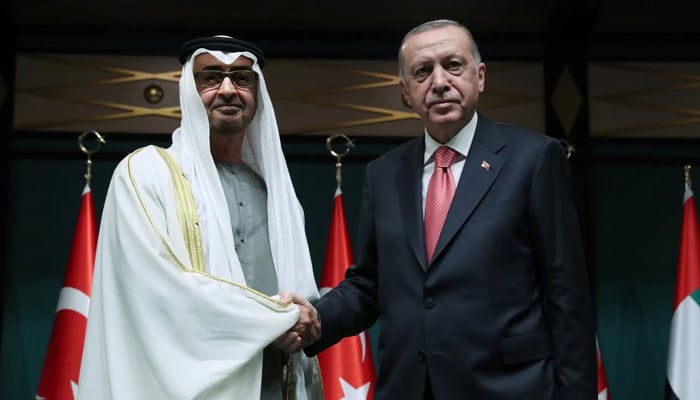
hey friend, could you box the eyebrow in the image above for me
[199,66,255,71]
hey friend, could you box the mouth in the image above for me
[428,99,458,108]
[213,104,243,114]
[428,98,458,107]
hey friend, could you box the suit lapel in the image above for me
[396,137,429,271]
[432,118,506,263]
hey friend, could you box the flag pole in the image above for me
[319,133,376,399]
[36,130,104,400]
[325,133,354,190]
[666,163,700,400]
[78,130,106,186]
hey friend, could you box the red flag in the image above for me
[36,184,97,400]
[666,177,700,400]
[317,188,376,399]
[596,336,610,400]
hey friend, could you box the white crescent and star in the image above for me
[338,377,371,400]
[36,286,88,400]
[56,286,90,318]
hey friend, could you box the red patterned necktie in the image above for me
[424,146,458,264]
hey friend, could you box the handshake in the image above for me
[273,292,321,354]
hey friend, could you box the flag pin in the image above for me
[481,161,491,171]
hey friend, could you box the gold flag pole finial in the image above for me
[325,133,355,190]
[684,164,692,191]
[78,130,106,185]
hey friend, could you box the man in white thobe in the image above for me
[78,35,323,400]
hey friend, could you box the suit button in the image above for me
[418,350,426,362]
[424,298,434,309]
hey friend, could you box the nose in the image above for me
[218,76,239,95]
[431,67,451,93]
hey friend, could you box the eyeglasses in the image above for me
[194,69,258,89]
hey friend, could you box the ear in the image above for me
[399,81,412,108]
[477,62,486,93]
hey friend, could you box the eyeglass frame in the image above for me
[193,69,259,89]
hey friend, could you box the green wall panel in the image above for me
[5,136,700,399]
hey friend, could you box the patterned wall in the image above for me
[589,62,700,138]
[13,54,544,137]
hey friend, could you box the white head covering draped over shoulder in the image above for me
[78,36,322,400]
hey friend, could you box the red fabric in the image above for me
[36,187,97,400]
[673,190,700,310]
[424,146,458,263]
[596,336,610,399]
[317,191,376,399]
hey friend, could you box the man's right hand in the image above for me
[273,292,321,353]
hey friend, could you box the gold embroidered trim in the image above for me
[127,148,186,272]
[154,147,205,272]
[126,146,292,307]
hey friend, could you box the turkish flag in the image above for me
[36,184,97,400]
[317,188,376,399]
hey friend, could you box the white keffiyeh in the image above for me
[173,48,319,304]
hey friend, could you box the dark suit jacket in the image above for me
[306,115,596,400]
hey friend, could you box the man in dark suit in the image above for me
[303,19,596,399]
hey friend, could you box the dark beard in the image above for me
[210,114,247,134]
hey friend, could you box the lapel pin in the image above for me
[481,161,491,171]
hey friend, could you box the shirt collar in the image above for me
[423,112,478,165]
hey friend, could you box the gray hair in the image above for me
[398,19,482,81]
